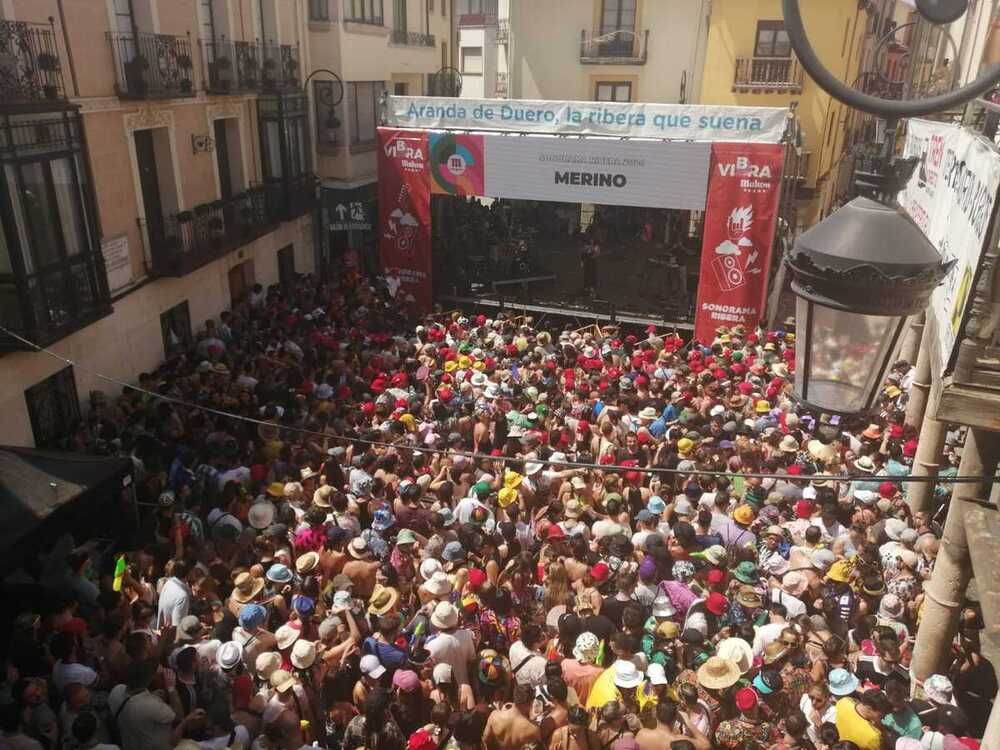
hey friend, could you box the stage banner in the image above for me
[693,143,786,342]
[429,132,486,196]
[898,119,1000,375]
[483,135,710,210]
[378,128,433,313]
[386,96,788,143]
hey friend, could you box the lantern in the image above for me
[786,197,952,415]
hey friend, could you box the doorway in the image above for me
[134,129,165,247]
[227,259,255,303]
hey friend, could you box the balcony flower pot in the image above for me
[177,210,194,222]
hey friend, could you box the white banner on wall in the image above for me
[481,135,710,210]
[899,119,1000,375]
[386,96,788,143]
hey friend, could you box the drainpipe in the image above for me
[55,1,80,97]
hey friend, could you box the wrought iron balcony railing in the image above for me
[495,71,508,98]
[201,37,264,93]
[108,31,195,99]
[261,43,300,91]
[389,30,435,47]
[149,186,275,277]
[496,19,509,43]
[580,29,648,65]
[733,55,803,93]
[0,19,67,104]
[458,0,498,26]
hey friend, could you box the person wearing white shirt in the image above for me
[156,563,193,629]
[507,626,548,688]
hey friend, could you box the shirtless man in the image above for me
[483,684,542,750]
[635,701,711,750]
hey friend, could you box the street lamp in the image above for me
[786,197,953,415]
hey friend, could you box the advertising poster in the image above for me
[429,132,486,196]
[693,143,786,342]
[899,119,1000,374]
[377,129,433,313]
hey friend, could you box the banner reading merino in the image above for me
[693,143,786,342]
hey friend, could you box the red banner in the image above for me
[378,128,433,313]
[693,143,785,343]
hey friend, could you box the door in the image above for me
[227,259,255,303]
[134,129,165,248]
[214,119,232,199]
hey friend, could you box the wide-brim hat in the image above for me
[368,585,400,615]
[275,622,302,651]
[828,667,860,696]
[232,572,265,603]
[716,637,753,674]
[424,570,453,597]
[296,551,319,575]
[807,439,838,465]
[348,537,371,558]
[697,656,741,690]
[248,501,276,530]
[290,639,317,669]
[430,601,459,629]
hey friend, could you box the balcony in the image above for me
[266,173,317,223]
[108,31,195,99]
[0,19,67,106]
[201,38,263,93]
[261,43,301,91]
[733,55,803,93]
[148,186,277,277]
[496,19,509,43]
[343,0,384,25]
[580,29,648,65]
[459,0,498,26]
[495,71,508,99]
[389,30,435,47]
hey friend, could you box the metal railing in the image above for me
[264,173,317,223]
[150,186,274,276]
[458,0,498,26]
[201,38,272,93]
[261,43,300,91]
[0,19,66,103]
[733,55,804,92]
[496,19,509,43]
[580,29,648,64]
[389,30,435,46]
[343,0,384,25]
[108,31,195,98]
[494,71,508,98]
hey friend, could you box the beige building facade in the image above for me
[0,0,455,448]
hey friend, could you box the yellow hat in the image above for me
[498,487,518,508]
[266,482,285,498]
[826,559,853,583]
[399,413,416,432]
[472,361,486,371]
[677,438,694,454]
[444,361,458,373]
[755,399,770,414]
[884,385,901,398]
[504,470,523,489]
[733,503,756,525]
[458,355,472,369]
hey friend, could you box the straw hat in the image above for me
[290,640,317,670]
[779,434,799,453]
[807,439,838,465]
[430,601,459,629]
[248,501,276,530]
[348,537,371,559]
[313,485,334,508]
[368,585,400,616]
[231,572,265,603]
[295,551,319,575]
[424,570,453,597]
[763,640,790,665]
[255,652,281,680]
[697,656,741,689]
[269,669,296,693]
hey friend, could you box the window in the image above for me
[393,0,407,31]
[309,0,330,21]
[160,300,192,357]
[346,0,384,23]
[462,46,483,74]
[595,81,631,102]
[601,0,636,34]
[314,80,341,148]
[349,81,384,146]
[394,82,408,95]
[199,0,217,40]
[754,21,791,57]
[277,244,296,283]
[25,366,79,448]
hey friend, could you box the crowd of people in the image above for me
[3,271,993,750]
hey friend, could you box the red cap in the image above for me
[577,420,590,432]
[467,568,487,590]
[879,481,897,499]
[475,314,487,326]
[361,402,376,415]
[590,562,610,582]
[705,592,729,616]
[787,464,801,476]
[795,500,813,519]
[735,687,759,712]
[706,569,726,585]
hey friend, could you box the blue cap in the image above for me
[636,509,654,523]
[647,496,667,514]
[326,526,349,542]
[442,541,466,562]
[239,603,266,629]
[372,508,396,532]
[292,595,315,615]
[266,563,293,584]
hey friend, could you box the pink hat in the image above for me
[392,669,421,692]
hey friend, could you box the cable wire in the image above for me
[0,323,988,486]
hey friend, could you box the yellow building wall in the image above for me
[698,0,868,227]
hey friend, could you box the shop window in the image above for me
[160,300,192,357]
[25,366,79,448]
[754,21,791,58]
[595,81,631,102]
[348,81,384,146]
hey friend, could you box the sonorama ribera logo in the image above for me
[717,155,773,193]
[554,171,628,187]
